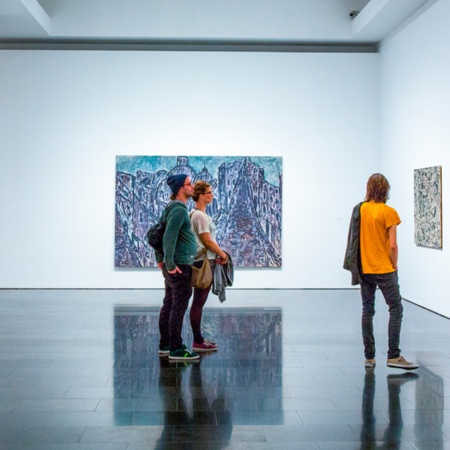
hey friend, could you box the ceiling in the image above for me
[0,0,433,50]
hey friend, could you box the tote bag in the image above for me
[192,253,212,289]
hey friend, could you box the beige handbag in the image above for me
[192,250,212,289]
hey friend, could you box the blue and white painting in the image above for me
[115,155,282,268]
[414,166,442,249]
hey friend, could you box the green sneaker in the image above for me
[160,344,187,356]
[159,345,170,356]
[168,347,200,361]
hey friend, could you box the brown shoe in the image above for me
[387,356,419,370]
[364,358,376,368]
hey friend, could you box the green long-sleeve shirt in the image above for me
[156,201,196,271]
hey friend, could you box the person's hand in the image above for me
[157,262,164,270]
[168,266,182,274]
[217,254,228,265]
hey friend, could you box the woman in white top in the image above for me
[190,180,228,352]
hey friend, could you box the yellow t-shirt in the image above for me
[360,201,401,274]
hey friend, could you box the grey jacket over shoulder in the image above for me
[212,251,234,303]
[343,202,364,286]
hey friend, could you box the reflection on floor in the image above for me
[0,289,449,449]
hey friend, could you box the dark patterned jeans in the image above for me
[360,272,403,360]
[159,265,193,351]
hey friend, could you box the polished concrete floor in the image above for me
[0,288,449,449]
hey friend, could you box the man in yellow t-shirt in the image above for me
[359,174,418,371]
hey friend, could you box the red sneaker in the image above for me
[192,338,218,352]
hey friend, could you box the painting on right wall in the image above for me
[414,166,443,249]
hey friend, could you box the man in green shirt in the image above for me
[157,174,199,361]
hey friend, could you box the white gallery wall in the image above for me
[379,0,450,316]
[0,50,379,289]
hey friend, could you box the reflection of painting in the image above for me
[115,155,282,268]
[414,166,442,249]
[113,305,282,426]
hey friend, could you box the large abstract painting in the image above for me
[115,155,282,268]
[414,166,442,248]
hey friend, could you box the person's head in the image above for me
[192,180,214,204]
[365,173,390,203]
[167,174,193,201]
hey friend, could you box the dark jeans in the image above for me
[159,264,193,351]
[360,272,403,360]
[190,259,215,344]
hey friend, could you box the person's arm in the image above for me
[191,211,228,264]
[198,232,228,263]
[163,206,184,273]
[154,249,164,268]
[388,224,398,271]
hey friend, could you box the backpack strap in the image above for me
[189,209,201,219]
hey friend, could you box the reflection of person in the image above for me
[156,174,199,361]
[345,173,418,370]
[361,368,418,448]
[155,358,189,449]
[360,367,376,445]
[189,180,229,352]
[156,356,232,449]
[189,359,233,448]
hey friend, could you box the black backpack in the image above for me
[146,220,165,255]
[146,202,180,255]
